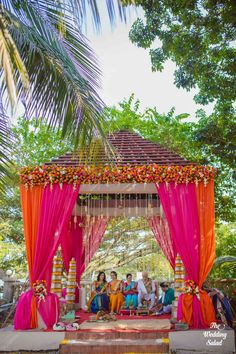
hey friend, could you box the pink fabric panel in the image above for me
[14,291,33,330]
[34,184,79,326]
[83,216,109,268]
[38,293,60,328]
[14,184,79,330]
[61,215,108,284]
[33,184,80,288]
[156,182,206,328]
[156,182,200,283]
[177,293,183,321]
[61,217,84,284]
[148,214,176,268]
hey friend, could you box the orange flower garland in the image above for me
[33,280,47,306]
[184,279,200,300]
[19,164,216,188]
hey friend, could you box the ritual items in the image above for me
[53,322,66,331]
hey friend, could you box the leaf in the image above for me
[214,256,236,267]
[0,108,14,194]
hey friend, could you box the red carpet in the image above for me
[44,310,172,332]
[73,310,172,332]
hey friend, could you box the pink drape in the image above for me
[83,216,109,268]
[156,182,205,328]
[61,217,84,284]
[14,184,79,329]
[148,213,176,269]
[61,215,109,286]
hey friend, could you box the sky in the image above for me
[87,11,213,120]
[11,3,214,122]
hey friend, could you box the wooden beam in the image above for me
[79,183,157,194]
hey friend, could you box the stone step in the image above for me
[65,330,170,341]
[60,338,169,354]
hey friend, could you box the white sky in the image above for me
[11,4,214,122]
[88,17,213,120]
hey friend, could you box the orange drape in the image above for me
[181,180,216,327]
[20,185,43,328]
[200,291,216,325]
[196,180,216,325]
[196,180,216,287]
[182,295,194,326]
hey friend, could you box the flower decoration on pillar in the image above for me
[33,280,47,306]
[184,280,200,300]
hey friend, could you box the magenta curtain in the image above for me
[83,216,109,268]
[156,182,205,328]
[61,215,109,285]
[61,216,85,284]
[148,213,176,269]
[14,184,79,329]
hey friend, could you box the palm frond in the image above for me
[0,12,29,107]
[71,0,128,32]
[0,106,13,194]
[1,1,112,149]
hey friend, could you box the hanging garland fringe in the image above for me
[19,164,215,188]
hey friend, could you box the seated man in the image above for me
[137,272,156,309]
[154,281,175,315]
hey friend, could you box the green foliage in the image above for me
[84,217,173,281]
[209,223,236,279]
[106,95,235,222]
[11,117,72,167]
[1,0,122,192]
[194,107,236,222]
[128,0,236,115]
[0,117,72,277]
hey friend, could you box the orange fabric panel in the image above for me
[20,185,43,283]
[200,291,216,325]
[196,180,216,287]
[182,294,193,326]
[20,185,43,329]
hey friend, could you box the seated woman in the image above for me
[123,273,138,309]
[108,271,124,314]
[87,271,109,313]
[203,281,232,327]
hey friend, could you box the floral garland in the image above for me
[19,164,215,188]
[33,280,47,306]
[184,280,200,300]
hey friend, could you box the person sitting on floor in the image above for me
[87,271,109,314]
[153,281,175,315]
[203,281,232,327]
[137,272,156,309]
[123,273,138,309]
[107,271,124,314]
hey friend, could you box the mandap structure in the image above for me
[14,130,216,330]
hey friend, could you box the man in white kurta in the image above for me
[137,272,156,309]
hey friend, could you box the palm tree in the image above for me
[0,0,130,191]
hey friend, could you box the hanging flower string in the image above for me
[184,280,200,300]
[19,164,216,188]
[33,280,47,306]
